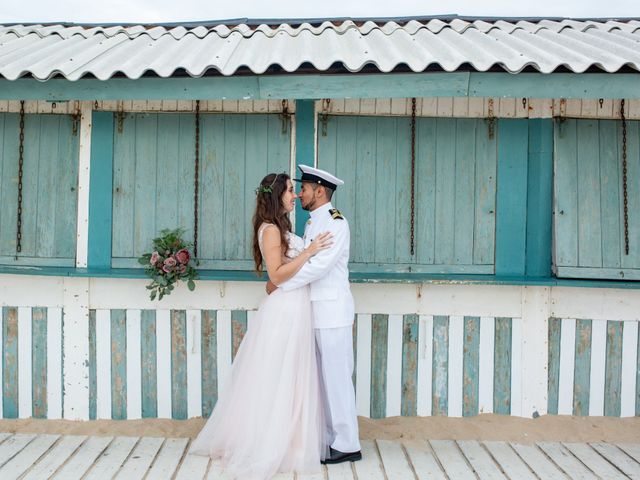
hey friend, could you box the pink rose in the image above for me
[162,256,177,273]
[175,249,190,265]
[150,251,160,265]
[177,264,187,274]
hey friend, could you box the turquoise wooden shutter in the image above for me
[0,113,79,267]
[318,115,497,274]
[554,119,640,280]
[111,113,291,269]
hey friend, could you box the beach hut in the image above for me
[0,17,638,422]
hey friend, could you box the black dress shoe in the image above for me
[321,447,362,464]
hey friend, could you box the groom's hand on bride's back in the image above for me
[266,280,278,295]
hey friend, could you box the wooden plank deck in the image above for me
[0,433,637,479]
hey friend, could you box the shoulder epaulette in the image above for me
[329,208,344,220]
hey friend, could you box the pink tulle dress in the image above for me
[190,224,327,479]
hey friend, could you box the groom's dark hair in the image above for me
[311,183,334,201]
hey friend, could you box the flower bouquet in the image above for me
[138,228,198,300]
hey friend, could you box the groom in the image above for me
[270,164,361,464]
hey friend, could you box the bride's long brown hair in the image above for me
[252,172,293,275]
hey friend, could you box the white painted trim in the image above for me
[447,315,464,417]
[186,309,202,418]
[156,309,172,419]
[557,318,576,415]
[355,314,372,418]
[510,317,523,417]
[478,316,495,414]
[18,307,32,418]
[0,275,64,308]
[75,102,92,268]
[216,310,232,394]
[588,319,607,416]
[551,288,640,321]
[125,309,142,420]
[620,321,638,417]
[46,307,63,419]
[385,314,403,417]
[0,308,3,418]
[520,287,550,417]
[417,315,433,416]
[95,309,112,420]
[62,277,90,419]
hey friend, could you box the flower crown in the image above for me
[255,173,280,196]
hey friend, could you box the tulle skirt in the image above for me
[190,286,327,479]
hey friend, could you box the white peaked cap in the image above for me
[294,164,344,189]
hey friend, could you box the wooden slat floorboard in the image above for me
[564,442,627,480]
[537,441,597,480]
[376,439,416,479]
[145,437,190,479]
[403,440,447,480]
[457,439,507,479]
[21,435,87,480]
[430,439,477,478]
[0,432,637,480]
[0,434,59,479]
[83,436,139,479]
[174,453,210,480]
[0,434,36,469]
[591,443,640,479]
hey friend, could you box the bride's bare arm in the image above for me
[261,226,331,286]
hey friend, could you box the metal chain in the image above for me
[16,100,25,255]
[410,98,416,257]
[194,100,200,257]
[621,99,629,255]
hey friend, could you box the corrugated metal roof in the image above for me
[1,18,639,80]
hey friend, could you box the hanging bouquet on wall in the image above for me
[138,228,198,300]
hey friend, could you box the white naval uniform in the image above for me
[278,202,361,453]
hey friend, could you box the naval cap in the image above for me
[294,164,344,190]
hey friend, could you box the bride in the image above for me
[190,172,331,479]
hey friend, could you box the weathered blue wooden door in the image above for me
[554,119,640,280]
[0,113,79,266]
[318,116,497,274]
[111,113,291,268]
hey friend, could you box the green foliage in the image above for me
[139,228,199,301]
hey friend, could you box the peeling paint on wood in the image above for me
[2,307,18,418]
[463,316,480,417]
[401,314,418,416]
[547,317,561,415]
[31,307,47,418]
[141,310,157,418]
[171,310,187,420]
[110,309,127,420]
[201,310,217,418]
[604,320,623,417]
[493,317,512,415]
[432,315,449,416]
[370,314,388,419]
[231,310,247,361]
[573,319,592,415]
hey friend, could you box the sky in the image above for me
[1,0,638,24]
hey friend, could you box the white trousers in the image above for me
[315,326,361,453]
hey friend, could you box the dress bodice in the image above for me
[258,223,304,262]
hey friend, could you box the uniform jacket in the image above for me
[278,202,355,329]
